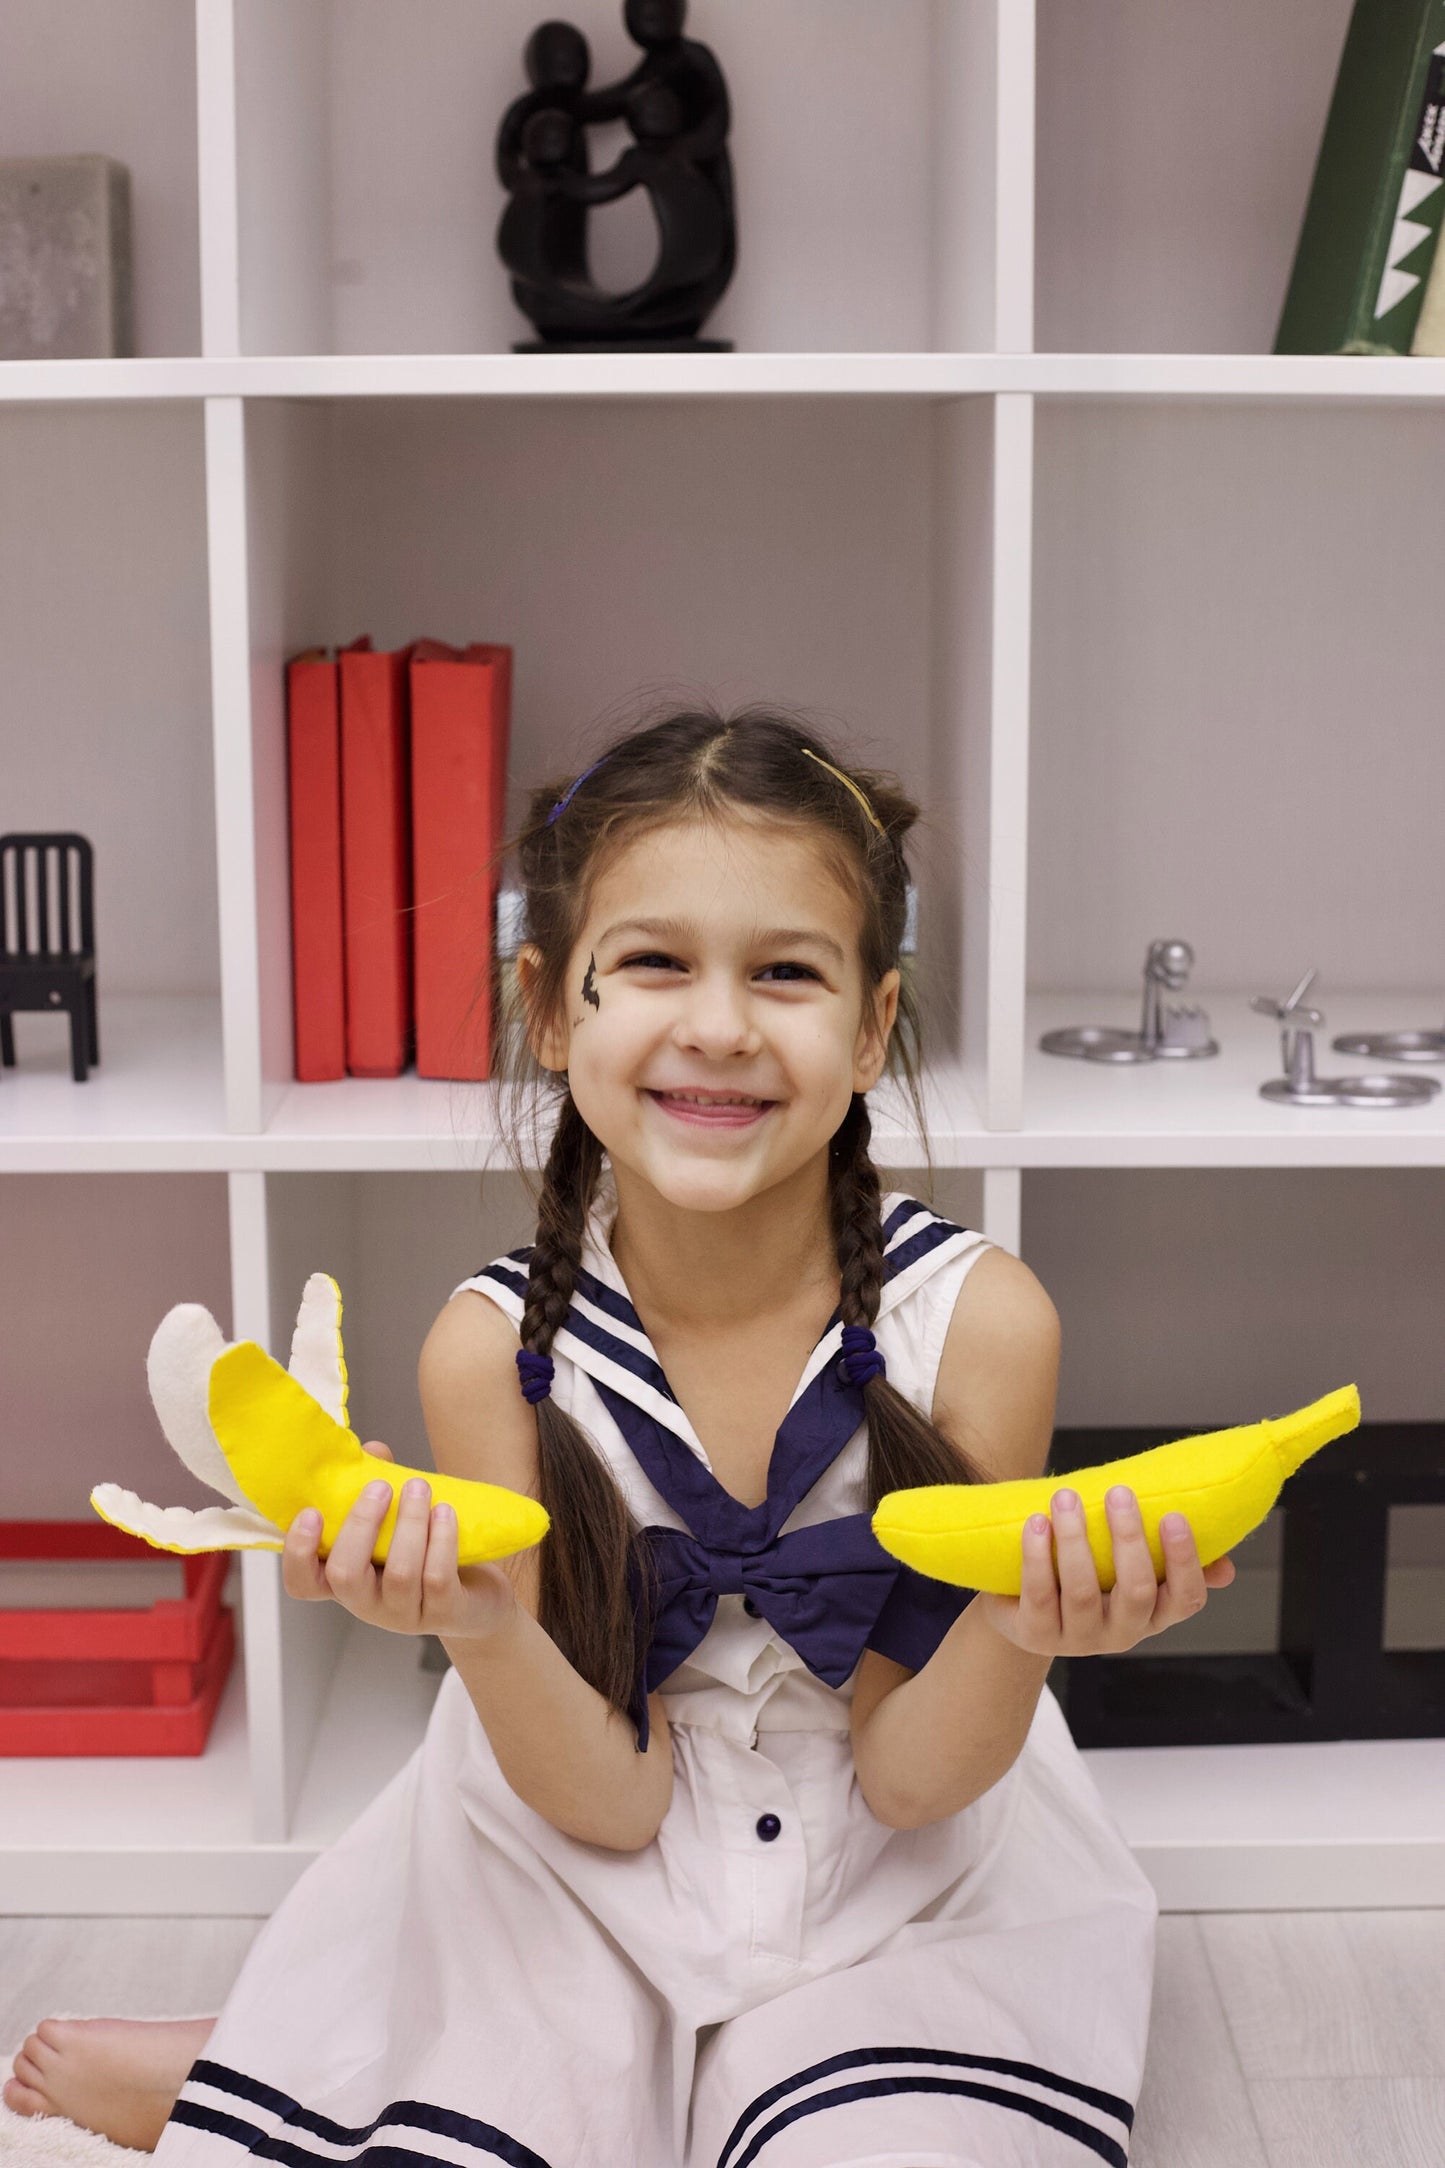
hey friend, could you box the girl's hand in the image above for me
[972,1484,1238,1658]
[281,1440,519,1645]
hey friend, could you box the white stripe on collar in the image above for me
[455,1178,987,1460]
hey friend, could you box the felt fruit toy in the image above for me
[91,1272,550,1568]
[871,1384,1360,1595]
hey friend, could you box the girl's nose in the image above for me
[672,976,761,1054]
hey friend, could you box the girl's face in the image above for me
[518,817,900,1215]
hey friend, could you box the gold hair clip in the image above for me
[800,747,886,836]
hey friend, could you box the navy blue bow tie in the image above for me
[645,1512,900,1681]
[626,1516,972,1751]
[580,1319,976,1753]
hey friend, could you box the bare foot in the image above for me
[2,2014,216,2153]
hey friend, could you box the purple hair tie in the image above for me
[546,753,612,826]
[838,1322,886,1388]
[516,1349,555,1403]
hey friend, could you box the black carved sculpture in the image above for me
[495,0,736,350]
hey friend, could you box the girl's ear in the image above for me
[853,967,901,1091]
[516,943,568,1072]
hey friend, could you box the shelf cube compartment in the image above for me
[0,0,201,357]
[243,395,998,1148]
[231,0,1013,356]
[1035,0,1357,353]
[0,1520,236,1756]
[1025,1169,1445,1747]
[0,405,222,1154]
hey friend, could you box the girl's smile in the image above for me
[644,1087,777,1128]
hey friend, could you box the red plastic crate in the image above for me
[0,1520,236,1756]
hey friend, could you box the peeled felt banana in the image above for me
[871,1384,1360,1596]
[91,1271,550,1569]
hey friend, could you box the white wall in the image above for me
[0,1173,231,1518]
[1030,401,1445,994]
[0,0,201,357]
[1035,0,1355,354]
[0,406,217,996]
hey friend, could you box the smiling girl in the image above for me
[7,705,1233,2164]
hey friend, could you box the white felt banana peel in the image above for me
[90,1272,550,1568]
[871,1384,1360,1596]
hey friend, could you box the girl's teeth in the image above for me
[664,1093,761,1105]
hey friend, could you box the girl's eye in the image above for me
[619,953,820,983]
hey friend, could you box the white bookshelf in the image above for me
[1,0,1441,1914]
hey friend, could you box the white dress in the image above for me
[154,1178,1159,2168]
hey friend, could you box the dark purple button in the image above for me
[743,1597,760,1617]
[755,1812,781,1842]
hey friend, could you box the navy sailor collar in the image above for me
[464,1173,978,1547]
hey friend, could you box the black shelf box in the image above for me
[1046,1422,1445,1750]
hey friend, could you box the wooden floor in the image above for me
[2,1910,1443,2165]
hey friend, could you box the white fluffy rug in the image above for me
[0,2017,203,2163]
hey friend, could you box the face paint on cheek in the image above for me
[580,954,600,1011]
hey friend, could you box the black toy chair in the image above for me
[0,832,99,1083]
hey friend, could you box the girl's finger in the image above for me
[1018,1511,1061,1647]
[1103,1487,1159,1638]
[323,1479,390,1607]
[377,1476,432,1616]
[422,1495,459,1602]
[281,1508,332,1602]
[1152,1512,1210,1630]
[1050,1489,1104,1634]
[360,1439,395,1462]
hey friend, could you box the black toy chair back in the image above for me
[0,832,99,1082]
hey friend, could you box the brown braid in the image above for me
[518,1091,656,1723]
[829,1092,992,1507]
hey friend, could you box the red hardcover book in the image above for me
[285,644,354,1082]
[339,640,416,1077]
[409,640,513,1080]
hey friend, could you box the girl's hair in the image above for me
[480,700,991,1729]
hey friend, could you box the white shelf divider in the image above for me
[226,1169,286,1844]
[205,396,266,1136]
[994,0,1036,355]
[984,390,1034,1129]
[196,0,241,362]
[13,352,1445,404]
[982,1167,1023,1257]
[260,1168,362,1842]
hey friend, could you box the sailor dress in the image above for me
[154,1180,1159,2168]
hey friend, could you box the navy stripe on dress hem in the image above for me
[167,2108,540,2168]
[723,2074,1130,2168]
[717,2045,1134,2168]
[170,2063,555,2168]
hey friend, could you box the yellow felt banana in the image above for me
[872,1383,1360,1595]
[92,1272,549,1570]
[207,1340,549,1567]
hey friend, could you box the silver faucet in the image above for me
[1253,970,1439,1108]
[1040,937,1218,1063]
